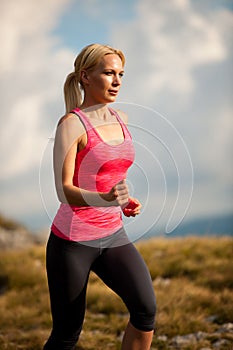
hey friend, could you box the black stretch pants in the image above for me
[43,228,156,350]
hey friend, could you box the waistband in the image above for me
[50,226,130,249]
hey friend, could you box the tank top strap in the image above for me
[71,108,93,131]
[108,107,132,140]
[72,107,131,140]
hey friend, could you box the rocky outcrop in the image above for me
[0,226,36,250]
[0,213,49,249]
[154,323,233,349]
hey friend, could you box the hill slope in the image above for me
[0,236,232,349]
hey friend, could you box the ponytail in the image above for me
[63,72,82,113]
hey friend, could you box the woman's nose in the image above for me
[113,74,121,86]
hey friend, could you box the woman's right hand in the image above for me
[104,179,129,206]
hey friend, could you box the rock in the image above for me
[0,227,36,250]
[153,277,171,287]
[157,335,168,342]
[0,213,44,250]
[195,331,208,340]
[205,315,219,323]
[212,338,231,349]
[217,323,233,333]
[165,324,233,349]
[171,333,197,347]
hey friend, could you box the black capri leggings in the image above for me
[43,228,156,350]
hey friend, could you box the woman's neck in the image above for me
[80,103,111,121]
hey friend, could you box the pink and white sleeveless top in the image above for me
[51,108,135,241]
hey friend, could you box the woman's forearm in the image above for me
[56,184,115,207]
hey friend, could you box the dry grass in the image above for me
[0,236,232,349]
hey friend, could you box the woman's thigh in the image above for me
[46,234,98,299]
[46,232,100,321]
[92,242,156,330]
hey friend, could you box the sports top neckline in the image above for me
[72,107,126,148]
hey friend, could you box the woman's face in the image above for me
[82,54,124,105]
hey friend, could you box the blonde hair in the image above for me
[63,43,125,113]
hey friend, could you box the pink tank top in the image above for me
[51,107,135,241]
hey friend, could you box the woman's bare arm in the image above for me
[53,114,129,207]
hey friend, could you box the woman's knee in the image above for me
[130,293,156,332]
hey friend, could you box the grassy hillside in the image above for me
[0,236,232,349]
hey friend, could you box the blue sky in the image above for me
[0,0,232,238]
[53,0,137,50]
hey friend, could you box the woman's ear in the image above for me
[80,70,89,85]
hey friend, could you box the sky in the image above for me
[0,0,232,238]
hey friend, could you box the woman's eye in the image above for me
[104,71,124,78]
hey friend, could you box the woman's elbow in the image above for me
[55,184,69,203]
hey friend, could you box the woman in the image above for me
[43,43,156,350]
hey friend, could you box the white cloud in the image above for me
[197,107,233,184]
[110,0,233,222]
[0,0,74,180]
[113,0,230,103]
[0,0,69,73]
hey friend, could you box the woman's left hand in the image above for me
[122,197,142,217]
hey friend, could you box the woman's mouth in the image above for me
[108,90,118,96]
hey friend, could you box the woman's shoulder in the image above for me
[56,112,86,138]
[57,112,80,126]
